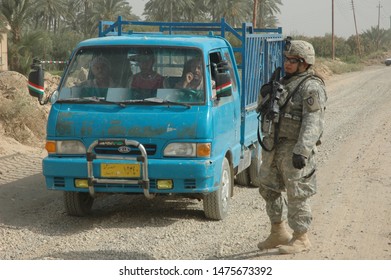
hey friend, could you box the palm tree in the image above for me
[33,0,69,33]
[73,0,95,37]
[256,0,282,28]
[0,0,35,71]
[144,0,196,22]
[183,0,207,22]
[361,27,389,52]
[0,0,32,43]
[204,0,252,27]
[62,0,98,37]
[143,0,281,27]
[83,0,133,37]
[92,0,131,20]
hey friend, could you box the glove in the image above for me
[292,154,306,169]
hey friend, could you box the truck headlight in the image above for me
[46,140,86,154]
[164,143,211,158]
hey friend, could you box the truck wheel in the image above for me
[249,157,261,187]
[64,191,94,216]
[235,156,261,187]
[203,157,232,220]
[235,168,251,186]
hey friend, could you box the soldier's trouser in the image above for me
[258,140,317,233]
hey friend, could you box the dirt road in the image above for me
[0,65,390,260]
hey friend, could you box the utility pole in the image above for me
[253,0,258,28]
[376,2,383,50]
[170,1,173,22]
[332,0,335,60]
[377,2,383,30]
[351,0,362,57]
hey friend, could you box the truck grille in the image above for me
[184,179,196,189]
[95,179,157,189]
[53,177,65,187]
[94,144,157,156]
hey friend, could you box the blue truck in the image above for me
[28,17,283,220]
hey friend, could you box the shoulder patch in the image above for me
[304,91,321,112]
[307,96,314,106]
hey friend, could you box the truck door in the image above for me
[210,49,241,164]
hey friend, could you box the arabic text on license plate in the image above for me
[101,163,140,178]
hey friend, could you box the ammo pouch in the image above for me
[277,113,301,140]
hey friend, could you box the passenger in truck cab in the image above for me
[129,48,165,98]
[83,56,115,88]
[175,58,205,90]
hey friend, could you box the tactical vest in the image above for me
[260,71,325,149]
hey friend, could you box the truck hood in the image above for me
[49,104,208,140]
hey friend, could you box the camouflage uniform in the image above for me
[259,68,327,233]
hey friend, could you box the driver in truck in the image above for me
[129,48,165,98]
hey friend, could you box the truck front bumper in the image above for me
[43,155,220,195]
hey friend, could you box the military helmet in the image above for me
[284,40,315,65]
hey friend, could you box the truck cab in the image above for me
[28,17,283,220]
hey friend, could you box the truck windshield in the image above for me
[58,46,205,104]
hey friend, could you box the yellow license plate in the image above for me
[101,163,141,178]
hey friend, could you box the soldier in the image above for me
[256,40,327,254]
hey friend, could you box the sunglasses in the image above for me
[284,56,303,64]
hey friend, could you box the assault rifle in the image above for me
[258,66,283,134]
[256,66,284,151]
[257,36,292,128]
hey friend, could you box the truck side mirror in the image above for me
[217,60,229,71]
[215,72,232,98]
[28,59,45,103]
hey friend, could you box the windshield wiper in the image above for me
[56,97,191,109]
[142,97,191,109]
[57,97,126,107]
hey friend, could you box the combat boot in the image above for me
[278,231,311,254]
[257,221,292,250]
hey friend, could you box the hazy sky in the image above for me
[129,0,391,38]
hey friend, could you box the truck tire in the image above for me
[64,191,94,217]
[203,157,232,220]
[235,156,261,187]
[235,169,251,186]
[249,157,261,187]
